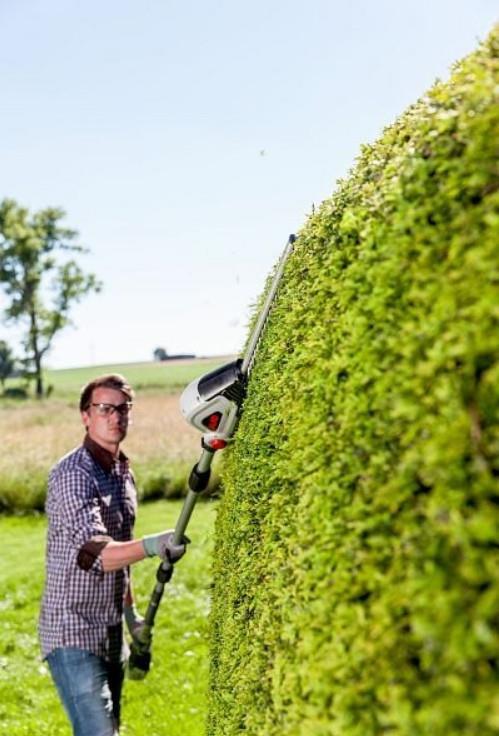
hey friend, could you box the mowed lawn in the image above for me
[0,498,217,736]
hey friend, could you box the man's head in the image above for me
[80,374,134,453]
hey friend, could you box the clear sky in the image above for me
[0,1,496,368]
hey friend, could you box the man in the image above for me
[39,373,186,736]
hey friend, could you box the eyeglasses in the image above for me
[90,402,133,417]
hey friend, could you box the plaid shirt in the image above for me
[39,436,137,663]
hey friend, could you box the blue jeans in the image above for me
[46,648,124,736]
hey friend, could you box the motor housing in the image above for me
[180,359,246,446]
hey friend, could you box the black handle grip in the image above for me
[189,464,211,493]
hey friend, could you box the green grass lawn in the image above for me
[45,358,230,399]
[0,499,217,735]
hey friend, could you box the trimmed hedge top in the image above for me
[209,28,499,736]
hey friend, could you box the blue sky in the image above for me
[0,1,496,368]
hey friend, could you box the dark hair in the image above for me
[79,373,134,412]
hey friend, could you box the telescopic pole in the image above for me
[128,445,215,678]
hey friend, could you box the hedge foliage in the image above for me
[208,28,499,736]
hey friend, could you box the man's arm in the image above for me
[93,531,188,573]
[101,539,147,572]
[125,582,134,607]
[124,579,145,642]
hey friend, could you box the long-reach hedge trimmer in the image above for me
[128,234,296,679]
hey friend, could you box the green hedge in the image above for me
[208,28,499,736]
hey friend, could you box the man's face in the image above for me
[81,386,131,452]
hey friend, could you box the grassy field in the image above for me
[44,358,230,399]
[0,498,217,735]
[0,358,230,511]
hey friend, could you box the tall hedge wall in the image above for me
[208,29,499,736]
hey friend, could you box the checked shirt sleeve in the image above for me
[49,466,111,577]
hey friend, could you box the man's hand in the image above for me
[142,529,189,562]
[124,602,148,645]
[125,603,152,680]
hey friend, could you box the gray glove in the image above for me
[124,603,148,645]
[142,529,189,562]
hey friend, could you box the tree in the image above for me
[153,346,168,361]
[0,199,101,397]
[0,340,15,390]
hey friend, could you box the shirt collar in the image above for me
[83,434,129,474]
